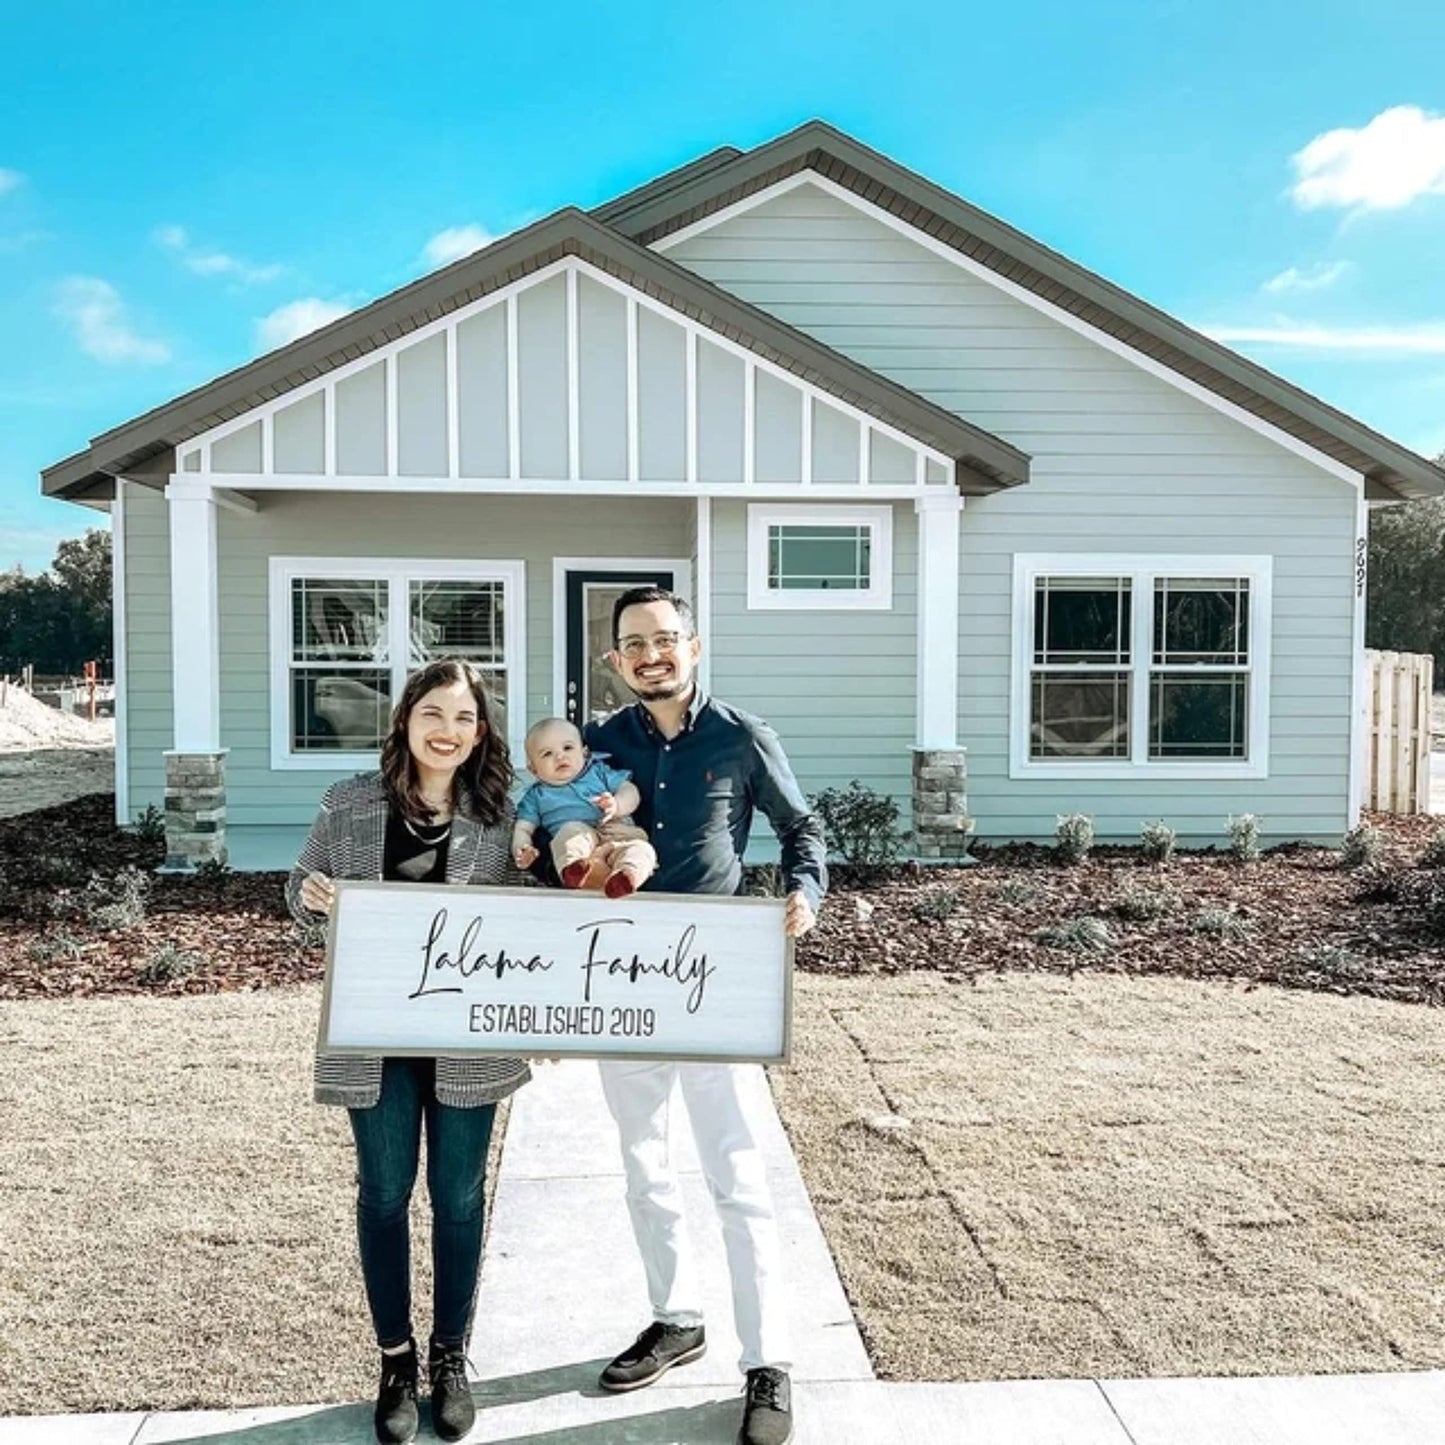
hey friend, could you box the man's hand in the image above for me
[592,791,619,822]
[784,890,816,939]
[514,844,539,869]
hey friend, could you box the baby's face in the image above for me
[527,724,587,785]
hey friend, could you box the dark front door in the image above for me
[564,568,676,727]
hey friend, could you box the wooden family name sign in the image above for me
[318,881,793,1064]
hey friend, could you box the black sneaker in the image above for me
[598,1321,707,1392]
[428,1337,476,1442]
[373,1338,419,1445]
[739,1366,793,1445]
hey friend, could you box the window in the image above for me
[270,559,523,768]
[747,505,892,610]
[1012,556,1270,779]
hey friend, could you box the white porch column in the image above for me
[169,487,222,750]
[163,483,227,869]
[914,490,963,748]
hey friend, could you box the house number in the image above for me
[1355,536,1367,598]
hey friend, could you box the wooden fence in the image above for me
[1363,649,1434,814]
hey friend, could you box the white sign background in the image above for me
[319,881,793,1063]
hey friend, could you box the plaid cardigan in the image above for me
[287,772,533,1109]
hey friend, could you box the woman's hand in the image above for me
[300,871,337,916]
[514,844,539,869]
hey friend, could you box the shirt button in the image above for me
[659,782,667,790]
[657,822,665,830]
[664,744,671,752]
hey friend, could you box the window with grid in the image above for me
[768,524,871,591]
[1026,569,1256,764]
[281,569,510,756]
[747,504,892,610]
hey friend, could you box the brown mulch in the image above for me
[2,794,1443,1006]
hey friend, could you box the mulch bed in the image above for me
[2,794,1444,1006]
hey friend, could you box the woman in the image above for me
[287,657,529,1445]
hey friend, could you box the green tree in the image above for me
[1366,452,1445,668]
[0,528,112,674]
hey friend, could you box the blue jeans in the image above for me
[348,1057,497,1349]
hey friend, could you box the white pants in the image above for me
[598,1059,792,1374]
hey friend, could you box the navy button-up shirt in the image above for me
[584,690,827,910]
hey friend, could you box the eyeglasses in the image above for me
[617,631,687,659]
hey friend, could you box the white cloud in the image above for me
[1261,261,1351,295]
[255,297,354,350]
[1203,320,1445,355]
[1290,105,1445,211]
[422,225,495,268]
[54,278,170,365]
[155,223,284,285]
[0,169,24,196]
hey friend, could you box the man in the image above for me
[583,586,826,1445]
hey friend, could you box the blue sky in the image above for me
[2,0,1443,573]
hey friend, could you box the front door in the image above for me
[563,568,677,727]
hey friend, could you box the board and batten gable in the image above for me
[664,179,1359,841]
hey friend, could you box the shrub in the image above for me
[1054,813,1094,866]
[1227,813,1262,864]
[1139,820,1177,865]
[911,890,960,922]
[132,804,167,847]
[1288,942,1370,985]
[744,863,786,898]
[1113,885,1175,922]
[32,852,88,887]
[1420,827,1445,868]
[811,780,901,871]
[54,866,151,931]
[26,932,85,966]
[1339,824,1383,870]
[1191,906,1251,939]
[994,880,1042,907]
[139,941,201,984]
[195,856,231,882]
[1034,915,1113,953]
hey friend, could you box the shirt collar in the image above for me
[639,685,708,738]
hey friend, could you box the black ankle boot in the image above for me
[429,1336,476,1442]
[374,1338,419,1445]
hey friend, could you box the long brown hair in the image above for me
[379,658,513,826]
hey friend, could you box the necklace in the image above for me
[403,813,452,845]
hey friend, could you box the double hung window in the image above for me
[1014,556,1270,778]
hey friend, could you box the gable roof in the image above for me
[599,120,1445,503]
[43,202,1026,501]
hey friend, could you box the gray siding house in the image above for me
[42,122,1445,869]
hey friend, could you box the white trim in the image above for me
[211,487,259,515]
[323,386,336,477]
[746,503,894,611]
[183,472,932,500]
[549,556,694,729]
[444,323,460,479]
[1348,494,1368,827]
[801,393,813,485]
[915,491,963,748]
[268,557,527,770]
[1009,552,1273,781]
[179,252,953,482]
[743,361,756,487]
[655,169,1367,491]
[111,480,130,827]
[695,498,712,694]
[169,491,221,751]
[566,266,580,482]
[506,294,521,480]
[627,296,641,483]
[384,353,399,477]
[685,327,697,484]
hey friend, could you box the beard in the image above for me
[625,667,694,702]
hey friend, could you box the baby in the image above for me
[512,718,658,898]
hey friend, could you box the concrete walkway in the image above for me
[5,1061,1444,1444]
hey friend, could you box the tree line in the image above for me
[1366,455,1445,669]
[0,529,113,675]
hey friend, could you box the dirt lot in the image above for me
[0,746,114,822]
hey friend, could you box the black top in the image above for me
[584,690,826,909]
[383,807,451,884]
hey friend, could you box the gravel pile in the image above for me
[0,684,114,751]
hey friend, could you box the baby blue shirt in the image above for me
[515,756,633,831]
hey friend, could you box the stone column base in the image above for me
[162,750,228,871]
[912,747,973,860]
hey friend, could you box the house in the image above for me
[41,121,1445,870]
